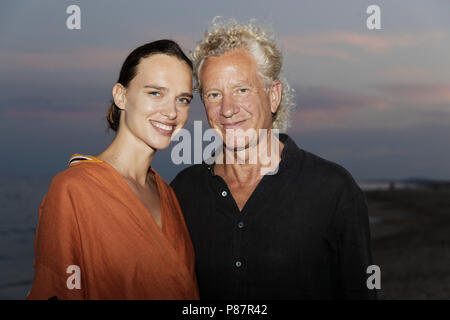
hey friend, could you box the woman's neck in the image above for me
[96,129,156,186]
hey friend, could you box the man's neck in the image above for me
[214,130,284,185]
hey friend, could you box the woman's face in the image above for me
[115,54,192,151]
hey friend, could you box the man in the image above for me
[171,18,376,299]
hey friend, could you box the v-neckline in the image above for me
[85,155,166,233]
[214,172,267,214]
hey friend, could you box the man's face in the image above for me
[200,48,278,150]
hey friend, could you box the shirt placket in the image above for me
[210,169,248,298]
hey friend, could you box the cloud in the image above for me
[0,98,107,120]
[288,86,388,133]
[376,67,436,82]
[280,31,445,59]
[317,145,401,162]
[288,122,450,180]
[0,47,129,71]
[296,86,387,111]
[3,109,103,118]
[281,43,352,60]
[0,29,197,73]
[375,83,450,104]
[287,83,450,134]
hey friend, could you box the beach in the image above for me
[367,188,450,299]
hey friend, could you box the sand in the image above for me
[366,188,450,299]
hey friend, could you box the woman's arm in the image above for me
[27,174,86,300]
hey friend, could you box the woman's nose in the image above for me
[161,100,177,119]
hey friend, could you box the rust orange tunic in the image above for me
[27,154,199,300]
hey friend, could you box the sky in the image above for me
[1,0,449,182]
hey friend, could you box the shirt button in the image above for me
[235,260,242,268]
[221,190,228,197]
[237,221,244,229]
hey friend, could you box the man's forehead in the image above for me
[204,48,255,67]
[202,73,257,89]
[201,51,260,87]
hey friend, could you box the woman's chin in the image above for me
[146,137,172,151]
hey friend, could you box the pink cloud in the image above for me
[0,47,129,71]
[1,99,107,120]
[280,31,444,59]
[281,42,352,60]
[320,145,399,160]
[376,83,450,104]
[0,30,198,73]
[3,109,104,118]
[296,86,388,111]
[288,86,388,132]
[376,67,435,81]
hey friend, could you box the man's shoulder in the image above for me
[170,164,206,190]
[284,136,356,187]
[302,149,353,178]
[299,148,361,192]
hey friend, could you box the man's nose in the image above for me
[220,93,238,118]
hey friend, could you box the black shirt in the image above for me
[171,134,376,299]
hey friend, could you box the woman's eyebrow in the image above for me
[143,85,167,91]
[178,92,194,99]
[144,85,192,98]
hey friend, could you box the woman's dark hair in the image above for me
[107,39,193,132]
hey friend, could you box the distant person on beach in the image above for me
[171,18,376,299]
[28,40,199,299]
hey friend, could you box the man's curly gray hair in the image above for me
[192,17,295,132]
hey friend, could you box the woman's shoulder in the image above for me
[39,154,113,218]
[50,153,109,191]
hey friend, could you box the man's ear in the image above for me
[269,80,282,114]
[112,83,127,110]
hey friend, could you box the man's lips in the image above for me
[150,120,175,136]
[221,119,247,130]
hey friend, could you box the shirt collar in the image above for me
[204,133,297,176]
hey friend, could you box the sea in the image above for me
[0,176,52,299]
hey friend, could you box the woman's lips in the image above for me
[150,120,175,136]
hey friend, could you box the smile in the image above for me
[221,120,246,130]
[150,120,175,136]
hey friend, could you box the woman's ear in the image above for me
[269,80,282,114]
[112,83,127,110]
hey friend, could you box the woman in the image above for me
[27,40,199,299]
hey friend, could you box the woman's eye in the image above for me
[179,97,191,104]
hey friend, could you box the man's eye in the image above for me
[237,88,249,94]
[148,91,161,97]
[206,92,221,100]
